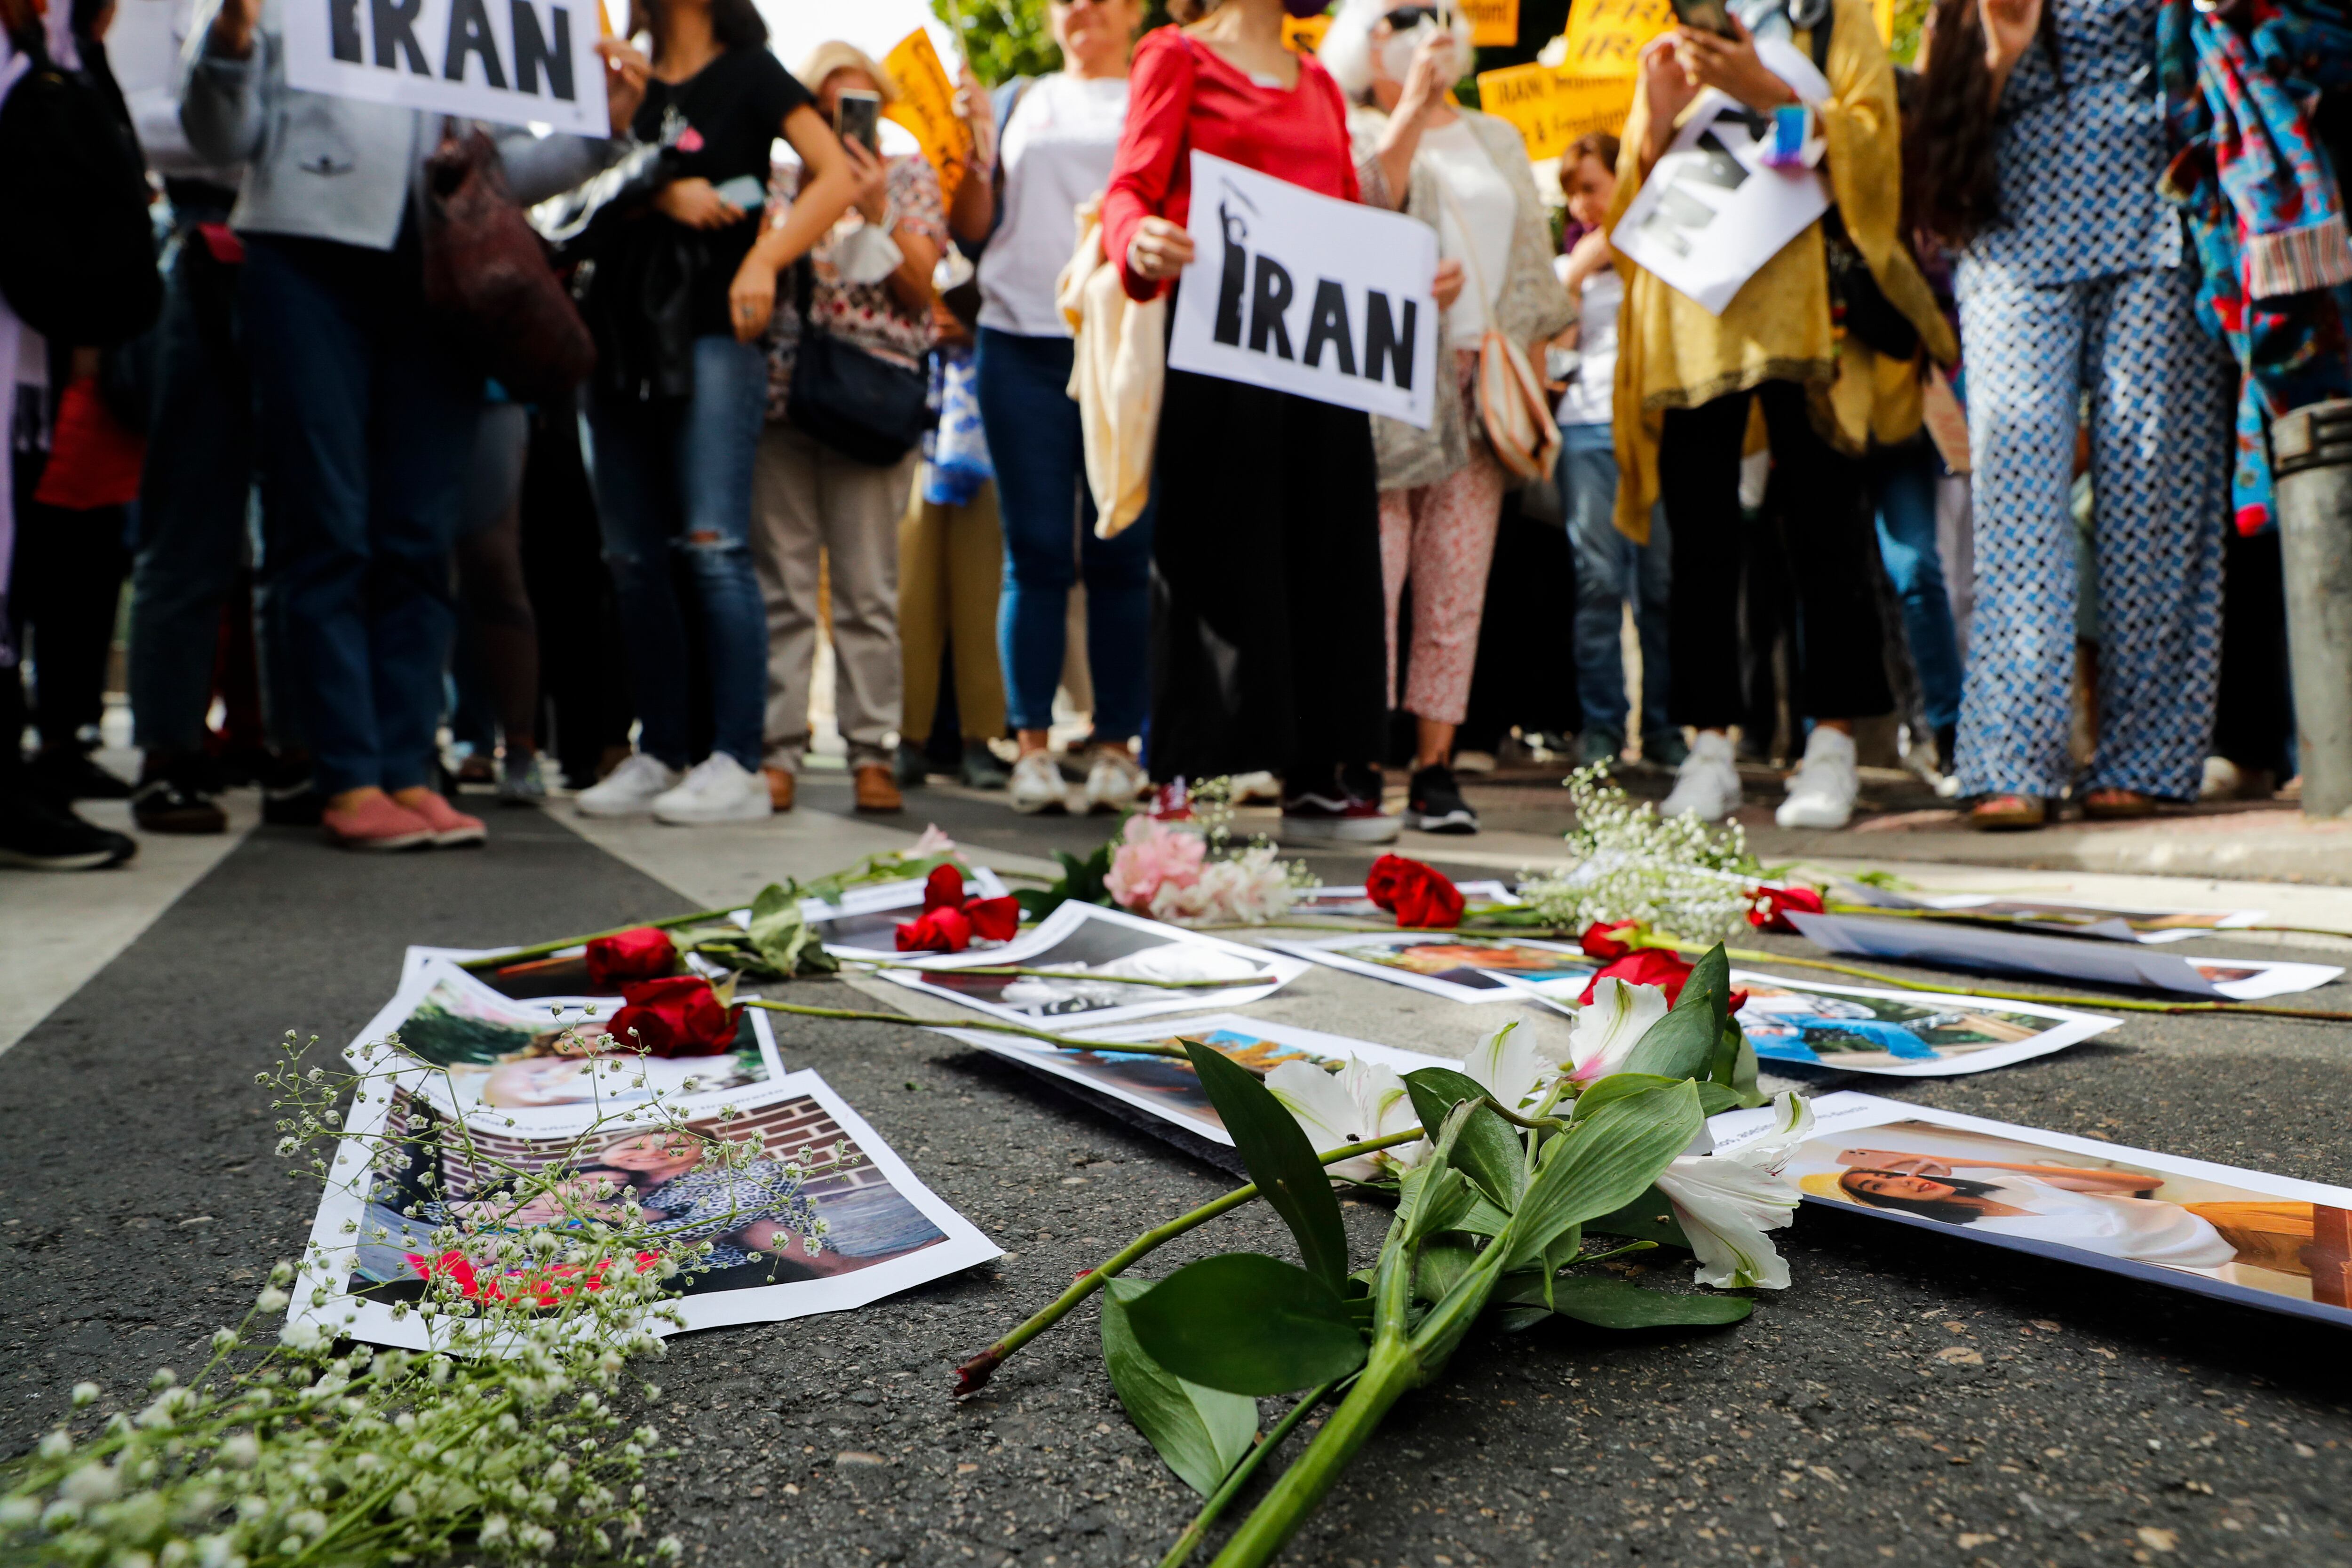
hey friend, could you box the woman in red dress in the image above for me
[1101,0,1460,843]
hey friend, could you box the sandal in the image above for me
[2082,787,2155,821]
[1967,793,2048,832]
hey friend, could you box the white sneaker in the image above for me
[1228,770,1281,804]
[2199,756,2243,802]
[1452,749,1497,775]
[1661,732,1743,822]
[1775,727,1859,830]
[1083,749,1148,813]
[651,754,774,825]
[575,752,682,818]
[1009,751,1072,815]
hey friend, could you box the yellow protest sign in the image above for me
[1557,0,1672,78]
[1873,0,1894,40]
[1473,62,1635,161]
[1282,12,1334,52]
[881,30,975,203]
[1463,0,1519,46]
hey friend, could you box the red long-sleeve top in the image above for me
[1099,27,1360,303]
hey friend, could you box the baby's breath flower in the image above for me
[68,1382,98,1407]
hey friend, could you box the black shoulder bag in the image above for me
[786,255,931,466]
[1799,0,1921,360]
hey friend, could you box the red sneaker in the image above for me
[398,789,487,847]
[322,794,435,852]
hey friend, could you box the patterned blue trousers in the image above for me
[1954,263,2233,800]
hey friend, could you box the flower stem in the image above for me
[457,907,734,971]
[839,958,1280,990]
[1204,1343,1423,1568]
[735,999,1192,1058]
[953,1130,1426,1395]
[1158,1377,1347,1568]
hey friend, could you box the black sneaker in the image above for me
[262,776,325,828]
[893,740,930,790]
[1281,766,1399,844]
[1406,764,1479,835]
[27,747,134,803]
[958,741,1009,790]
[0,789,137,869]
[131,773,228,834]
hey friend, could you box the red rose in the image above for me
[1580,921,1644,960]
[1364,853,1464,929]
[1747,883,1825,934]
[608,975,740,1057]
[1577,947,1695,1006]
[584,925,678,989]
[922,862,967,913]
[965,896,1022,943]
[896,906,975,953]
[1726,989,1750,1017]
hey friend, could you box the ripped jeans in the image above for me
[581,334,770,771]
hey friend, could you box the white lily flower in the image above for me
[1653,1090,1815,1290]
[1462,1020,1552,1112]
[1538,978,1671,1084]
[1265,1057,1424,1181]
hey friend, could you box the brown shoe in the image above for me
[2082,787,2154,821]
[764,766,796,812]
[1967,793,2047,832]
[853,763,904,813]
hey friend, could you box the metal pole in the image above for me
[2271,398,2352,818]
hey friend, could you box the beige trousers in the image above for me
[898,479,1009,745]
[750,423,919,772]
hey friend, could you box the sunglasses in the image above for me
[1383,5,1447,28]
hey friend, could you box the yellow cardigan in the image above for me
[1605,0,1956,543]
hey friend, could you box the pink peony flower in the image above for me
[1106,815,1208,913]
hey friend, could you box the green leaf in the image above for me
[1401,1068,1526,1212]
[1184,1041,1349,1286]
[1401,1167,1480,1243]
[1014,843,1116,920]
[1098,1278,1259,1496]
[1570,1073,1685,1120]
[1709,1006,1765,1107]
[1585,1186,1692,1248]
[1622,945,1731,1082]
[1696,1080,1744,1116]
[744,883,839,978]
[1543,1276,1753,1329]
[1504,1082,1703,1272]
[1413,1238,1482,1306]
[1125,1254,1369,1396]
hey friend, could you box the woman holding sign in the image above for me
[572,0,862,828]
[1605,0,1954,832]
[1321,0,1577,836]
[1104,0,1463,842]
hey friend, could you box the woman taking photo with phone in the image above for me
[1320,0,1575,836]
[574,0,859,827]
[953,0,1155,818]
[751,43,946,818]
[1104,0,1462,842]
[1911,0,2232,829]
[1610,0,1953,832]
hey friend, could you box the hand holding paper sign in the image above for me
[1672,13,1798,112]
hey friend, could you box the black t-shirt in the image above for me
[631,46,812,337]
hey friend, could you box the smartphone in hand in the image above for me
[712,174,766,212]
[1669,0,1739,37]
[835,88,882,155]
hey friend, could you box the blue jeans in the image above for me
[1560,422,1671,739]
[239,234,478,796]
[581,334,768,771]
[975,326,1153,740]
[1867,436,1963,732]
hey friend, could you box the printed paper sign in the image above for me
[1281,12,1333,51]
[1558,0,1672,77]
[1262,930,1598,1004]
[1785,911,2343,1000]
[281,0,610,133]
[1711,1091,2352,1327]
[882,29,974,204]
[1464,0,1520,46]
[1169,151,1440,428]
[1609,88,1828,314]
[1475,62,1635,160]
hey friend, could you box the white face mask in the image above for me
[1379,22,1452,88]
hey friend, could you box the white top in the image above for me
[1553,255,1618,427]
[977,72,1131,338]
[1966,1176,2235,1270]
[1416,118,1515,351]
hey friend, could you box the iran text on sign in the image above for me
[1474,62,1634,161]
[1463,0,1519,46]
[1167,151,1439,429]
[281,0,610,133]
[1558,0,1672,77]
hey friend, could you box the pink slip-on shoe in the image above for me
[322,794,435,852]
[398,789,487,847]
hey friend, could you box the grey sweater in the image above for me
[180,0,617,251]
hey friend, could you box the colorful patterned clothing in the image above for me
[1378,354,1506,727]
[764,156,945,422]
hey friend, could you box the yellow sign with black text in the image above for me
[1464,0,1520,46]
[1557,0,1673,77]
[1282,11,1333,51]
[1473,62,1636,160]
[881,30,975,203]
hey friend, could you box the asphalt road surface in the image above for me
[4,804,2349,1568]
